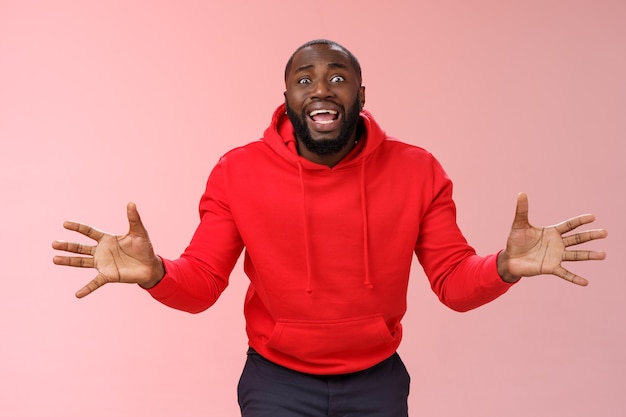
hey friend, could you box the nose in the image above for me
[311,79,333,99]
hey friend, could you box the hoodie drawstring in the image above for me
[297,161,314,294]
[360,159,373,289]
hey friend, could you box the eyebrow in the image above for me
[293,62,350,75]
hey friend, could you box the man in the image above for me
[52,39,607,417]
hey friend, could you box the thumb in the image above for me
[126,202,149,238]
[512,192,530,230]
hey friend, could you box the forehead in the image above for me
[288,44,357,77]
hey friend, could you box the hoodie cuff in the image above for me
[493,250,521,287]
[140,257,178,300]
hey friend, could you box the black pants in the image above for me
[237,348,410,417]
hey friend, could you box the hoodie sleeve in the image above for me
[145,158,245,314]
[415,157,514,312]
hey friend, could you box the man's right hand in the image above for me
[52,202,165,298]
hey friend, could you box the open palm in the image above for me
[501,193,607,286]
[52,202,164,297]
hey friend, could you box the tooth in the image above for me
[309,109,338,116]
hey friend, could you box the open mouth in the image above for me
[309,109,339,125]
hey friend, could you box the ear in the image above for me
[359,86,366,110]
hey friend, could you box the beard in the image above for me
[286,93,362,156]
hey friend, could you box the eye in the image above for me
[330,75,345,83]
[297,77,311,84]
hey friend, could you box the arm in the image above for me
[416,158,607,312]
[143,160,245,313]
[415,159,515,312]
[497,193,607,286]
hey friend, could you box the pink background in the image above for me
[1,1,624,416]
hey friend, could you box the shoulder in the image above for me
[217,140,271,165]
[370,138,452,183]
[377,137,439,164]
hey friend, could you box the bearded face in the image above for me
[286,91,362,156]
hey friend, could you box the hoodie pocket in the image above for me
[265,314,394,362]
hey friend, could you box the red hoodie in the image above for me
[147,104,514,374]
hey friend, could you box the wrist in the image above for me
[497,250,522,284]
[139,256,165,289]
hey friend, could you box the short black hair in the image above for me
[284,39,362,84]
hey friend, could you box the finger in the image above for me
[52,240,95,256]
[63,221,106,241]
[562,229,608,247]
[75,273,109,298]
[52,255,95,268]
[553,214,596,234]
[552,265,589,286]
[127,202,149,238]
[511,192,529,229]
[562,250,607,262]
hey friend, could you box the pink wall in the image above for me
[1,1,623,416]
